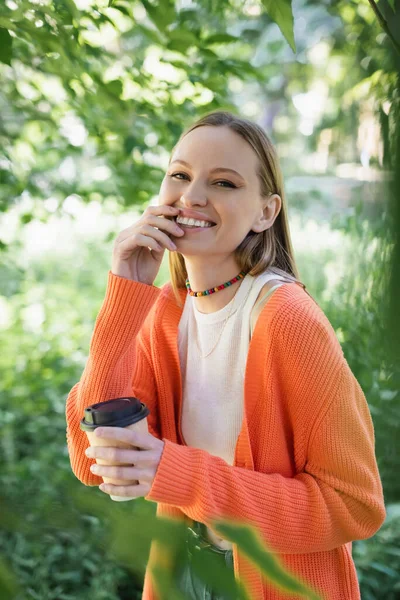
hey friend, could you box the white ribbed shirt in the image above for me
[177,270,288,549]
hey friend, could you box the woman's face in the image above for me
[158,125,280,257]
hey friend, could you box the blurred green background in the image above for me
[0,0,399,599]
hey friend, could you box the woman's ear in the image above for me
[251,194,281,233]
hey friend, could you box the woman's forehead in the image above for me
[172,127,258,175]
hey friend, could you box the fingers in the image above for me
[99,481,151,497]
[139,224,178,251]
[90,463,152,482]
[146,213,184,236]
[128,232,165,253]
[92,426,156,449]
[86,446,156,466]
[146,205,180,218]
[115,213,183,254]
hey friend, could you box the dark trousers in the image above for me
[175,520,235,600]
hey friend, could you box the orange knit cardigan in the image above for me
[66,271,386,600]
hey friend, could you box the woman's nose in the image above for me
[180,188,207,206]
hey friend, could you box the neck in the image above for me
[184,257,245,314]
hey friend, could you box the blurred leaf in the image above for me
[369,561,398,577]
[134,22,165,44]
[0,28,12,65]
[261,0,296,52]
[112,3,131,17]
[0,556,20,600]
[203,33,240,44]
[213,520,322,599]
[105,79,123,98]
[167,27,199,51]
[141,0,176,33]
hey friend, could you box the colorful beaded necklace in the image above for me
[185,270,248,297]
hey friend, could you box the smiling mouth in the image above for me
[173,217,217,227]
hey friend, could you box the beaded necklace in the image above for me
[186,269,250,359]
[185,270,247,296]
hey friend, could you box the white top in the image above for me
[177,270,288,549]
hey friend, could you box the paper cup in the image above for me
[80,398,150,502]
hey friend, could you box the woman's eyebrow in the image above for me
[169,159,245,182]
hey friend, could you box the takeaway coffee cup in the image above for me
[80,397,150,502]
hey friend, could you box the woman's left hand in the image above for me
[85,427,165,499]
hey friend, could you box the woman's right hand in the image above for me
[111,205,185,285]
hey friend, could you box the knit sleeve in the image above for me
[144,313,386,554]
[65,271,162,487]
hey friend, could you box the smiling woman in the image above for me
[65,110,385,600]
[160,112,304,315]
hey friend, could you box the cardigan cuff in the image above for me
[145,439,197,507]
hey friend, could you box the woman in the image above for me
[66,111,386,600]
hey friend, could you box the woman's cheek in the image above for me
[159,179,175,201]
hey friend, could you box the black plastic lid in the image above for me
[79,397,150,432]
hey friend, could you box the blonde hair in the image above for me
[166,110,308,307]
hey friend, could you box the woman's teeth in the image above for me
[176,217,214,228]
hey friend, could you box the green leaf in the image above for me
[105,79,123,97]
[124,135,137,154]
[167,27,199,51]
[213,520,322,600]
[141,0,176,33]
[20,213,34,225]
[0,28,12,66]
[0,555,20,600]
[387,0,395,11]
[203,33,240,45]
[135,23,164,44]
[261,0,296,53]
[113,3,131,17]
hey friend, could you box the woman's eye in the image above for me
[169,173,236,188]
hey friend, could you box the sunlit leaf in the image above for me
[261,0,296,52]
[112,3,131,17]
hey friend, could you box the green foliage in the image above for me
[353,504,400,600]
[327,200,399,504]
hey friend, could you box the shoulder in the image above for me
[268,283,344,366]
